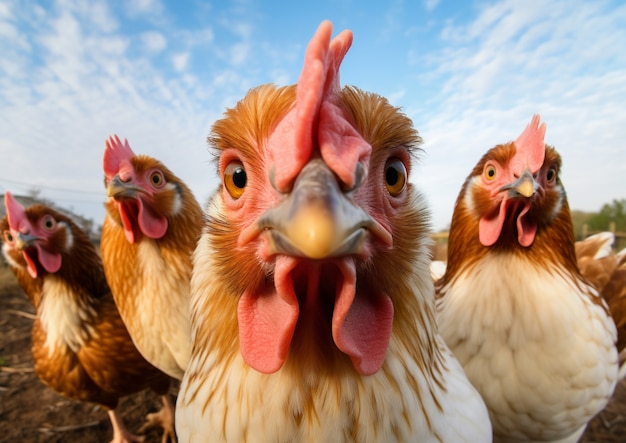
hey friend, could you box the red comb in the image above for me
[512,114,547,173]
[270,21,370,190]
[4,191,26,231]
[103,134,135,179]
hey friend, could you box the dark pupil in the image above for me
[386,167,399,186]
[152,175,160,184]
[233,168,247,188]
[6,233,13,242]
[488,168,495,177]
[547,170,554,180]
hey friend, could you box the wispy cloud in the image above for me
[126,0,164,17]
[0,0,624,232]
[406,0,626,228]
[141,31,167,53]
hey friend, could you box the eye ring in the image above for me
[42,215,56,231]
[384,158,407,197]
[224,161,247,199]
[150,170,165,188]
[484,164,497,181]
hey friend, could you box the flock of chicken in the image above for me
[1,20,625,443]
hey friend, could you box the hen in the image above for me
[435,115,619,442]
[576,232,626,374]
[1,192,174,443]
[176,21,491,442]
[100,135,203,381]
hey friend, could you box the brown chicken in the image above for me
[1,192,175,443]
[101,135,203,381]
[175,21,491,442]
[435,116,619,442]
[576,232,626,374]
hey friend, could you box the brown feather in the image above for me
[1,206,170,411]
[100,150,203,380]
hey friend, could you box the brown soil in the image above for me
[1,265,624,442]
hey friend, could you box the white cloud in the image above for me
[141,31,167,53]
[172,52,190,71]
[1,0,624,234]
[79,0,118,33]
[126,0,164,16]
[229,42,250,65]
[406,0,626,229]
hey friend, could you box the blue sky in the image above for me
[1,0,625,231]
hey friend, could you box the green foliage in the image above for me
[571,210,595,240]
[587,199,626,232]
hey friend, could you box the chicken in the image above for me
[435,115,619,442]
[175,21,491,442]
[576,232,626,374]
[100,135,203,381]
[0,192,175,443]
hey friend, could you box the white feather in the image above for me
[437,253,619,442]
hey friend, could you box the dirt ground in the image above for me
[1,265,625,442]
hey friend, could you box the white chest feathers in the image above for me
[39,276,97,355]
[436,254,618,441]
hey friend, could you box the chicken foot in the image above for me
[138,394,177,443]
[107,409,145,443]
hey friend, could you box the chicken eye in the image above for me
[150,170,165,188]
[484,164,497,181]
[224,161,247,199]
[546,167,557,183]
[42,215,56,231]
[3,231,14,243]
[384,158,407,197]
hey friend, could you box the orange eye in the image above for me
[224,161,247,199]
[150,170,165,187]
[484,164,497,181]
[384,158,407,197]
[42,215,56,231]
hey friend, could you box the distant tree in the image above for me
[570,210,595,240]
[587,199,626,233]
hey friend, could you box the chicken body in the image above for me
[176,21,491,442]
[435,116,618,442]
[1,192,174,443]
[576,232,626,374]
[101,136,203,380]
